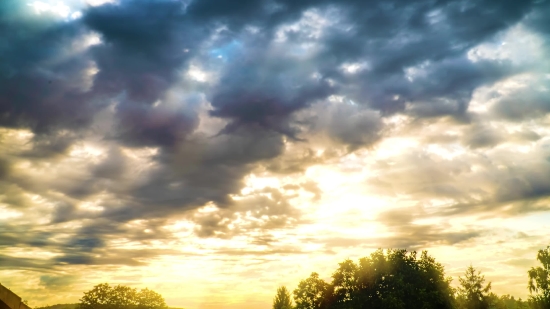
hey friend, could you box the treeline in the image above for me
[76,283,167,309]
[273,246,550,309]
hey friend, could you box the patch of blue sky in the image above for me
[209,40,242,61]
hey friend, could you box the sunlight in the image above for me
[241,174,281,194]
[85,0,115,6]
[28,1,72,17]
[69,143,105,160]
[78,201,104,212]
[0,206,23,220]
[187,65,209,82]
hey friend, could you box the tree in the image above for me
[136,288,167,309]
[528,246,550,309]
[352,249,454,309]
[331,259,358,309]
[293,272,331,309]
[273,286,293,309]
[456,265,492,309]
[78,283,167,309]
[487,293,531,309]
[293,249,454,309]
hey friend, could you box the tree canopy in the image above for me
[456,265,492,309]
[528,246,550,309]
[293,272,331,309]
[273,286,293,309]
[292,249,455,309]
[78,283,167,309]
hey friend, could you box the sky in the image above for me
[0,0,550,307]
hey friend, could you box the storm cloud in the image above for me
[1,0,550,305]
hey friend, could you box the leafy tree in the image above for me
[273,286,293,309]
[528,246,550,309]
[456,265,492,309]
[487,293,531,309]
[78,283,167,309]
[293,249,454,309]
[293,272,331,309]
[136,288,167,309]
[351,249,454,309]
[331,259,358,309]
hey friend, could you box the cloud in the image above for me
[192,186,304,238]
[502,258,536,269]
[0,0,95,133]
[490,74,550,121]
[461,123,504,149]
[39,275,78,289]
[371,206,483,248]
[1,1,550,302]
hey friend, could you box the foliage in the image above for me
[291,249,454,309]
[273,286,293,309]
[487,293,531,309]
[528,246,550,309]
[78,283,167,309]
[456,265,492,309]
[293,272,332,309]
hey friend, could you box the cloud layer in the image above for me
[1,0,550,307]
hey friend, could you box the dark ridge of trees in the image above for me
[38,305,185,309]
[275,247,549,309]
[487,294,530,309]
[35,304,78,309]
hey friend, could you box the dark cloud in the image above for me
[0,157,10,180]
[325,105,383,150]
[319,227,481,250]
[494,163,550,204]
[0,254,52,270]
[92,147,127,180]
[315,0,533,118]
[0,0,549,274]
[113,102,199,147]
[491,77,550,121]
[0,1,95,133]
[82,0,201,103]
[524,0,550,38]
[374,207,482,248]
[39,275,77,289]
[21,132,80,159]
[462,124,504,149]
[209,50,335,137]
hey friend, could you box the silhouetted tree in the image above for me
[331,259,357,309]
[528,246,550,309]
[487,293,531,309]
[352,249,454,309]
[273,286,293,309]
[293,272,331,309]
[456,265,491,309]
[78,283,167,309]
[136,288,166,309]
[293,249,454,309]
